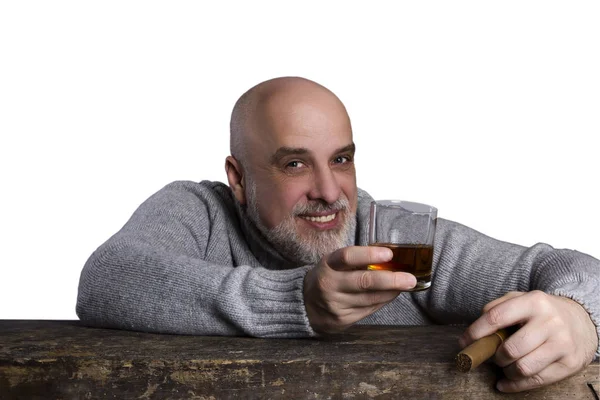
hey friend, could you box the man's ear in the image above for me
[225,156,247,205]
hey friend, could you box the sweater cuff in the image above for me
[534,250,600,358]
[553,283,600,359]
[242,265,317,338]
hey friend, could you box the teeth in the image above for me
[301,213,336,223]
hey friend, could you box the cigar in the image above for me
[456,329,509,373]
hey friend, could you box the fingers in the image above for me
[493,321,551,367]
[338,270,417,293]
[497,356,573,393]
[305,246,416,335]
[501,341,563,381]
[336,289,405,308]
[325,247,417,292]
[460,291,539,347]
[322,301,392,333]
[327,246,392,271]
[457,291,596,393]
[482,291,524,313]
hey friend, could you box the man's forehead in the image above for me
[249,101,352,156]
[241,79,353,164]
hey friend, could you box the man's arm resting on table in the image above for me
[76,182,316,338]
[422,219,600,392]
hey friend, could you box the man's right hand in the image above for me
[303,246,417,335]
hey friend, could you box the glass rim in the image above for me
[371,200,437,213]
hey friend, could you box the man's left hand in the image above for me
[459,290,598,392]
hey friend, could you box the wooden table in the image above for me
[0,321,598,399]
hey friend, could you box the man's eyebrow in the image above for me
[336,143,356,155]
[269,147,310,164]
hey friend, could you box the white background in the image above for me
[1,1,598,319]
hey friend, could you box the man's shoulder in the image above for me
[147,180,235,213]
[162,180,230,195]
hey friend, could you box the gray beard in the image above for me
[245,181,356,265]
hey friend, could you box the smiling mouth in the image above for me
[299,213,337,223]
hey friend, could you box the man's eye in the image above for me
[286,161,305,168]
[333,156,352,164]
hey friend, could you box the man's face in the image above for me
[244,95,358,264]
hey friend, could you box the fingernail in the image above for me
[379,248,393,260]
[408,274,417,287]
[496,381,505,392]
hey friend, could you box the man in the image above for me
[77,77,599,393]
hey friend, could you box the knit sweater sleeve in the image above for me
[414,218,600,356]
[76,181,316,338]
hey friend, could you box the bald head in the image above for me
[225,77,358,264]
[229,77,351,169]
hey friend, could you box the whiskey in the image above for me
[368,243,433,291]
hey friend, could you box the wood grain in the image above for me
[0,320,598,399]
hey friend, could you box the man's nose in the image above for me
[308,166,341,204]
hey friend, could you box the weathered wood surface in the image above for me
[0,321,598,399]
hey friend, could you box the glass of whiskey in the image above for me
[368,200,437,291]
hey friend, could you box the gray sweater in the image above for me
[77,180,600,356]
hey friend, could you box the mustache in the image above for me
[292,196,350,216]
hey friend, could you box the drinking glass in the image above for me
[368,200,437,291]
